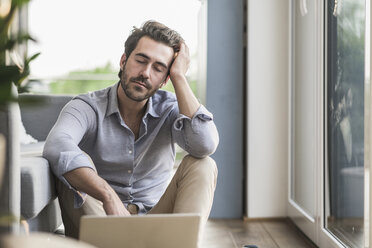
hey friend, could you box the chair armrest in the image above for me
[21,156,57,219]
[19,94,73,141]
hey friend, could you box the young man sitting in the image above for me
[43,20,219,239]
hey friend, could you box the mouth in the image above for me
[132,80,147,88]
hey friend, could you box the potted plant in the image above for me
[0,0,39,234]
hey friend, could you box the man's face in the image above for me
[120,36,174,102]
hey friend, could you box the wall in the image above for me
[206,0,244,218]
[246,0,289,218]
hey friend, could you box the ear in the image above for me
[120,53,127,69]
[160,75,170,88]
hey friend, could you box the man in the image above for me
[43,20,219,239]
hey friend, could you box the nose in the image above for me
[140,64,151,79]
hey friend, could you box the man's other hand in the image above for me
[102,192,131,216]
[63,167,131,216]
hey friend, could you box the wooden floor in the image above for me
[201,219,318,248]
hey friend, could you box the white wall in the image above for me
[247,0,289,218]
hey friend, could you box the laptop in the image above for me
[79,213,201,248]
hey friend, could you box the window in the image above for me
[325,0,365,246]
[28,0,201,97]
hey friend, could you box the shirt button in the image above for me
[128,150,133,154]
[128,170,132,174]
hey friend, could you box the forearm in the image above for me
[64,167,130,216]
[172,74,200,118]
[64,167,114,203]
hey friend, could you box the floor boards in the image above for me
[201,219,317,248]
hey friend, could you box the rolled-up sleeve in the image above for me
[42,99,96,207]
[172,105,219,158]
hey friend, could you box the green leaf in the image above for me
[26,52,40,64]
[0,82,14,105]
[0,34,36,51]
[11,0,31,7]
[0,0,39,104]
[0,39,16,51]
[0,65,21,83]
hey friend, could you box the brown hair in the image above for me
[118,20,184,78]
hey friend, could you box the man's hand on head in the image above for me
[167,42,200,118]
[169,43,190,84]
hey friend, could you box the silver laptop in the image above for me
[79,213,201,248]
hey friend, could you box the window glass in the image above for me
[326,1,365,247]
[290,0,317,217]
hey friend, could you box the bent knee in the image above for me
[182,155,218,179]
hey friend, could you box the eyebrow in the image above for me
[135,53,168,70]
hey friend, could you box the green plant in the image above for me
[0,0,38,234]
[0,0,39,105]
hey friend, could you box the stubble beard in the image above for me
[120,68,155,102]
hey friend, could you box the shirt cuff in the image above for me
[173,105,213,133]
[57,151,95,208]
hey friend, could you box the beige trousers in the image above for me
[56,155,218,239]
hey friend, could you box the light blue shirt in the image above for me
[43,82,219,214]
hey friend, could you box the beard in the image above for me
[120,67,158,102]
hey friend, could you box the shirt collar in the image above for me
[106,82,160,118]
[145,96,160,118]
[105,82,121,117]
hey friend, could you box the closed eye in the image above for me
[153,66,163,72]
